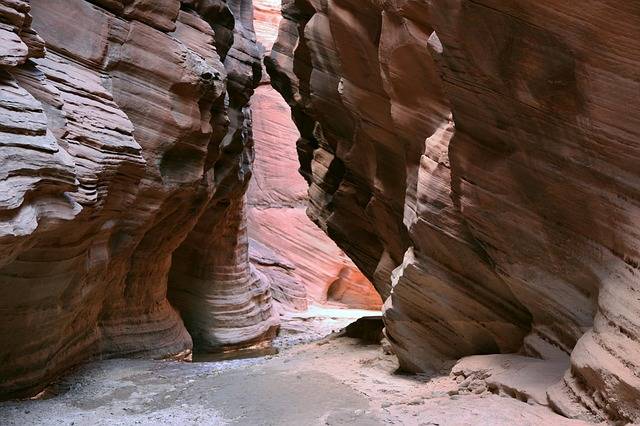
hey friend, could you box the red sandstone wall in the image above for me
[249,0,382,311]
[267,0,640,422]
[0,0,278,399]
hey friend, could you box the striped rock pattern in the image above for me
[0,0,278,399]
[248,0,381,311]
[268,0,640,422]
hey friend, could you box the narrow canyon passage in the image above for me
[0,335,586,426]
[1,0,640,425]
[246,34,382,313]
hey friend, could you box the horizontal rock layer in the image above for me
[0,0,278,399]
[268,0,640,422]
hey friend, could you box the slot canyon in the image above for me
[0,0,639,425]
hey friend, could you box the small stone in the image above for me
[459,376,473,387]
[472,385,486,394]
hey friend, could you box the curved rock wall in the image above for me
[0,0,277,399]
[248,0,382,311]
[268,0,640,422]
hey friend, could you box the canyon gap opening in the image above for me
[247,0,384,349]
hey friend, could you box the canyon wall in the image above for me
[268,0,640,422]
[0,0,278,399]
[248,0,381,310]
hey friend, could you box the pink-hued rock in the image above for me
[249,238,308,312]
[248,85,308,208]
[0,0,277,400]
[247,83,382,311]
[268,0,640,422]
[253,0,282,52]
[248,0,382,311]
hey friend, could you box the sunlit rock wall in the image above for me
[268,0,640,422]
[0,0,277,399]
[249,0,382,311]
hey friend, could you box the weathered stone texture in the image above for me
[248,0,381,311]
[0,0,277,399]
[268,0,640,422]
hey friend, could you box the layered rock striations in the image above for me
[0,0,277,399]
[248,0,381,310]
[268,0,530,370]
[268,0,640,422]
[248,81,383,311]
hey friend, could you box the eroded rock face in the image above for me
[268,0,640,422]
[0,0,278,399]
[248,0,382,311]
[268,0,530,370]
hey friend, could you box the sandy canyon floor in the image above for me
[0,307,590,426]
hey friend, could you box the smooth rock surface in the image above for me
[267,0,530,372]
[0,0,278,400]
[248,0,382,311]
[267,0,640,422]
[452,354,570,406]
